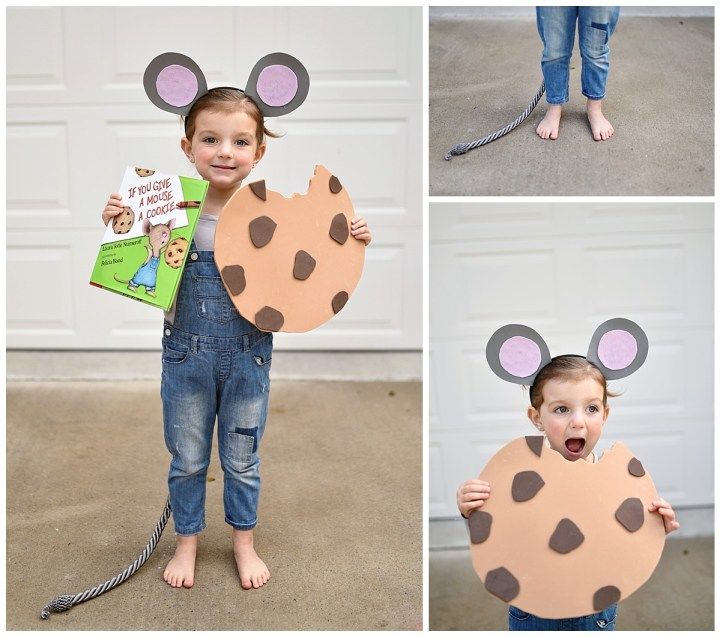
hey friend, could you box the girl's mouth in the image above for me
[565,438,585,457]
[212,165,236,171]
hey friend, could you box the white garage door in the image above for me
[429,203,713,530]
[6,7,422,350]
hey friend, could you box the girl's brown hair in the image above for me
[181,88,280,145]
[529,355,619,410]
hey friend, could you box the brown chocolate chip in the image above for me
[329,213,349,245]
[525,436,544,458]
[329,175,343,194]
[249,180,267,201]
[293,250,316,280]
[468,510,492,544]
[332,291,349,314]
[249,215,277,248]
[628,457,645,477]
[221,265,246,296]
[615,497,644,532]
[255,306,284,332]
[549,518,585,554]
[593,585,621,611]
[484,567,520,603]
[511,470,545,502]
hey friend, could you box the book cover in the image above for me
[89,166,209,311]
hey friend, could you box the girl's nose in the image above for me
[570,411,584,427]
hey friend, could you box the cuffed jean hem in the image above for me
[226,517,257,531]
[174,523,206,536]
[546,97,569,105]
[583,91,606,101]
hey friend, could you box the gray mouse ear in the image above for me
[486,325,552,385]
[586,318,648,380]
[243,52,309,117]
[144,52,208,115]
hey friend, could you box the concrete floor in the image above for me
[7,380,422,630]
[430,16,714,195]
[430,537,714,630]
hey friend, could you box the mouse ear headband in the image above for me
[486,318,649,385]
[143,51,309,118]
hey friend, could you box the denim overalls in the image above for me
[536,7,621,104]
[509,603,618,631]
[160,241,273,535]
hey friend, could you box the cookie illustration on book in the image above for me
[112,206,135,235]
[165,238,188,269]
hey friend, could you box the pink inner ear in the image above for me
[156,65,199,107]
[498,336,542,378]
[597,330,637,370]
[256,65,298,107]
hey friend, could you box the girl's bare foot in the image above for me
[233,529,270,589]
[587,99,614,141]
[163,534,197,588]
[536,104,562,139]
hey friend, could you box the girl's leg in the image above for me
[578,7,620,140]
[161,342,217,586]
[217,334,272,588]
[535,7,577,139]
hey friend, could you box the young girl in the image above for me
[457,355,679,630]
[535,6,620,141]
[102,87,372,590]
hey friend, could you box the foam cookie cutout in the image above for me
[468,436,665,619]
[214,165,365,333]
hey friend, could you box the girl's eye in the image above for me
[588,405,600,413]
[235,139,249,146]
[554,406,568,414]
[202,137,216,144]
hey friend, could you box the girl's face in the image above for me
[181,109,265,192]
[527,376,609,462]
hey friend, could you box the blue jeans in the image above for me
[536,6,620,104]
[509,604,618,631]
[160,244,273,535]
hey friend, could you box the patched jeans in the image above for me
[509,603,618,631]
[160,245,272,535]
[536,6,620,104]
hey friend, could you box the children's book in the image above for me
[89,166,209,311]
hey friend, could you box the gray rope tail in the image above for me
[444,82,545,160]
[40,497,172,620]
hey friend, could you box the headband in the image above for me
[486,318,649,386]
[143,51,309,119]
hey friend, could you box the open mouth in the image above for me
[565,438,586,456]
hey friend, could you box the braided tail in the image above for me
[445,82,545,160]
[40,497,172,619]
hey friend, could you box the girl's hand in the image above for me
[648,498,680,534]
[350,216,372,245]
[456,478,491,519]
[102,193,124,226]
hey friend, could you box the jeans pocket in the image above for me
[227,430,256,471]
[594,603,618,630]
[584,24,609,53]
[508,606,530,622]
[193,275,238,324]
[162,340,190,365]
